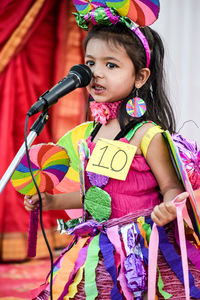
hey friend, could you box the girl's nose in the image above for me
[92,65,104,78]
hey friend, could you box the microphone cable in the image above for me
[24,114,54,300]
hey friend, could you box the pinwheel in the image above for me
[11,144,70,195]
[11,143,70,257]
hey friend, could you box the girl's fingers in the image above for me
[164,201,177,215]
[151,205,166,226]
[24,195,38,211]
[24,201,36,211]
[173,191,189,203]
[151,192,188,226]
[154,202,175,218]
[24,192,51,212]
[151,210,163,226]
[25,193,42,205]
[151,202,176,226]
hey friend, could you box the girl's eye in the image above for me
[106,62,118,69]
[85,60,95,67]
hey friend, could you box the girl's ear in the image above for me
[135,68,150,88]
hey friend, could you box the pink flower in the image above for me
[90,102,111,125]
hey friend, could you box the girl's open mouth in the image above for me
[92,83,105,94]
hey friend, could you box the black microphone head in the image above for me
[69,64,92,87]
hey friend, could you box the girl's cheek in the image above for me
[86,84,92,92]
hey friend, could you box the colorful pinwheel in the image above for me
[11,144,70,195]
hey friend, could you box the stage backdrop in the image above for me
[152,0,200,144]
[0,0,86,261]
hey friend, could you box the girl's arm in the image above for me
[145,132,188,226]
[24,191,82,212]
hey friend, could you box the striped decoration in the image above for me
[11,144,70,195]
[73,0,160,26]
[126,97,147,118]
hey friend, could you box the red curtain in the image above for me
[0,0,86,261]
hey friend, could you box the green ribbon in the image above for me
[84,234,100,300]
[73,12,89,31]
[73,7,136,32]
[157,270,172,299]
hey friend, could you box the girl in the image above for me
[24,3,200,299]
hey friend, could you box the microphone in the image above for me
[27,64,92,116]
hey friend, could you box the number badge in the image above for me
[86,138,137,181]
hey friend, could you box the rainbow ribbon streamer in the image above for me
[162,131,200,239]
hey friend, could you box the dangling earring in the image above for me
[126,87,147,118]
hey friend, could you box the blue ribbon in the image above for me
[134,222,149,265]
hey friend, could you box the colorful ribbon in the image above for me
[84,234,100,299]
[107,226,134,300]
[172,198,190,299]
[175,226,200,270]
[65,264,85,299]
[148,197,200,300]
[99,232,123,300]
[147,222,159,300]
[137,220,171,299]
[52,236,89,299]
[59,242,90,298]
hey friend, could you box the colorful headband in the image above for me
[73,0,160,68]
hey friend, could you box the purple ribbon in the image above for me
[175,223,200,270]
[99,232,123,300]
[104,7,120,24]
[58,242,90,299]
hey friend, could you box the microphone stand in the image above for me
[0,111,49,194]
[0,110,49,257]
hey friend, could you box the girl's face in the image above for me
[85,38,136,103]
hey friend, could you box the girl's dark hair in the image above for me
[84,23,176,134]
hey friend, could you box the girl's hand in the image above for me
[24,192,54,212]
[151,192,189,226]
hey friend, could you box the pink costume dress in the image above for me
[33,126,200,300]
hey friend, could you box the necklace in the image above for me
[89,100,123,125]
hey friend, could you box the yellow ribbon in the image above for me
[64,264,85,299]
[50,236,89,299]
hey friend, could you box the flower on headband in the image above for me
[73,0,160,27]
